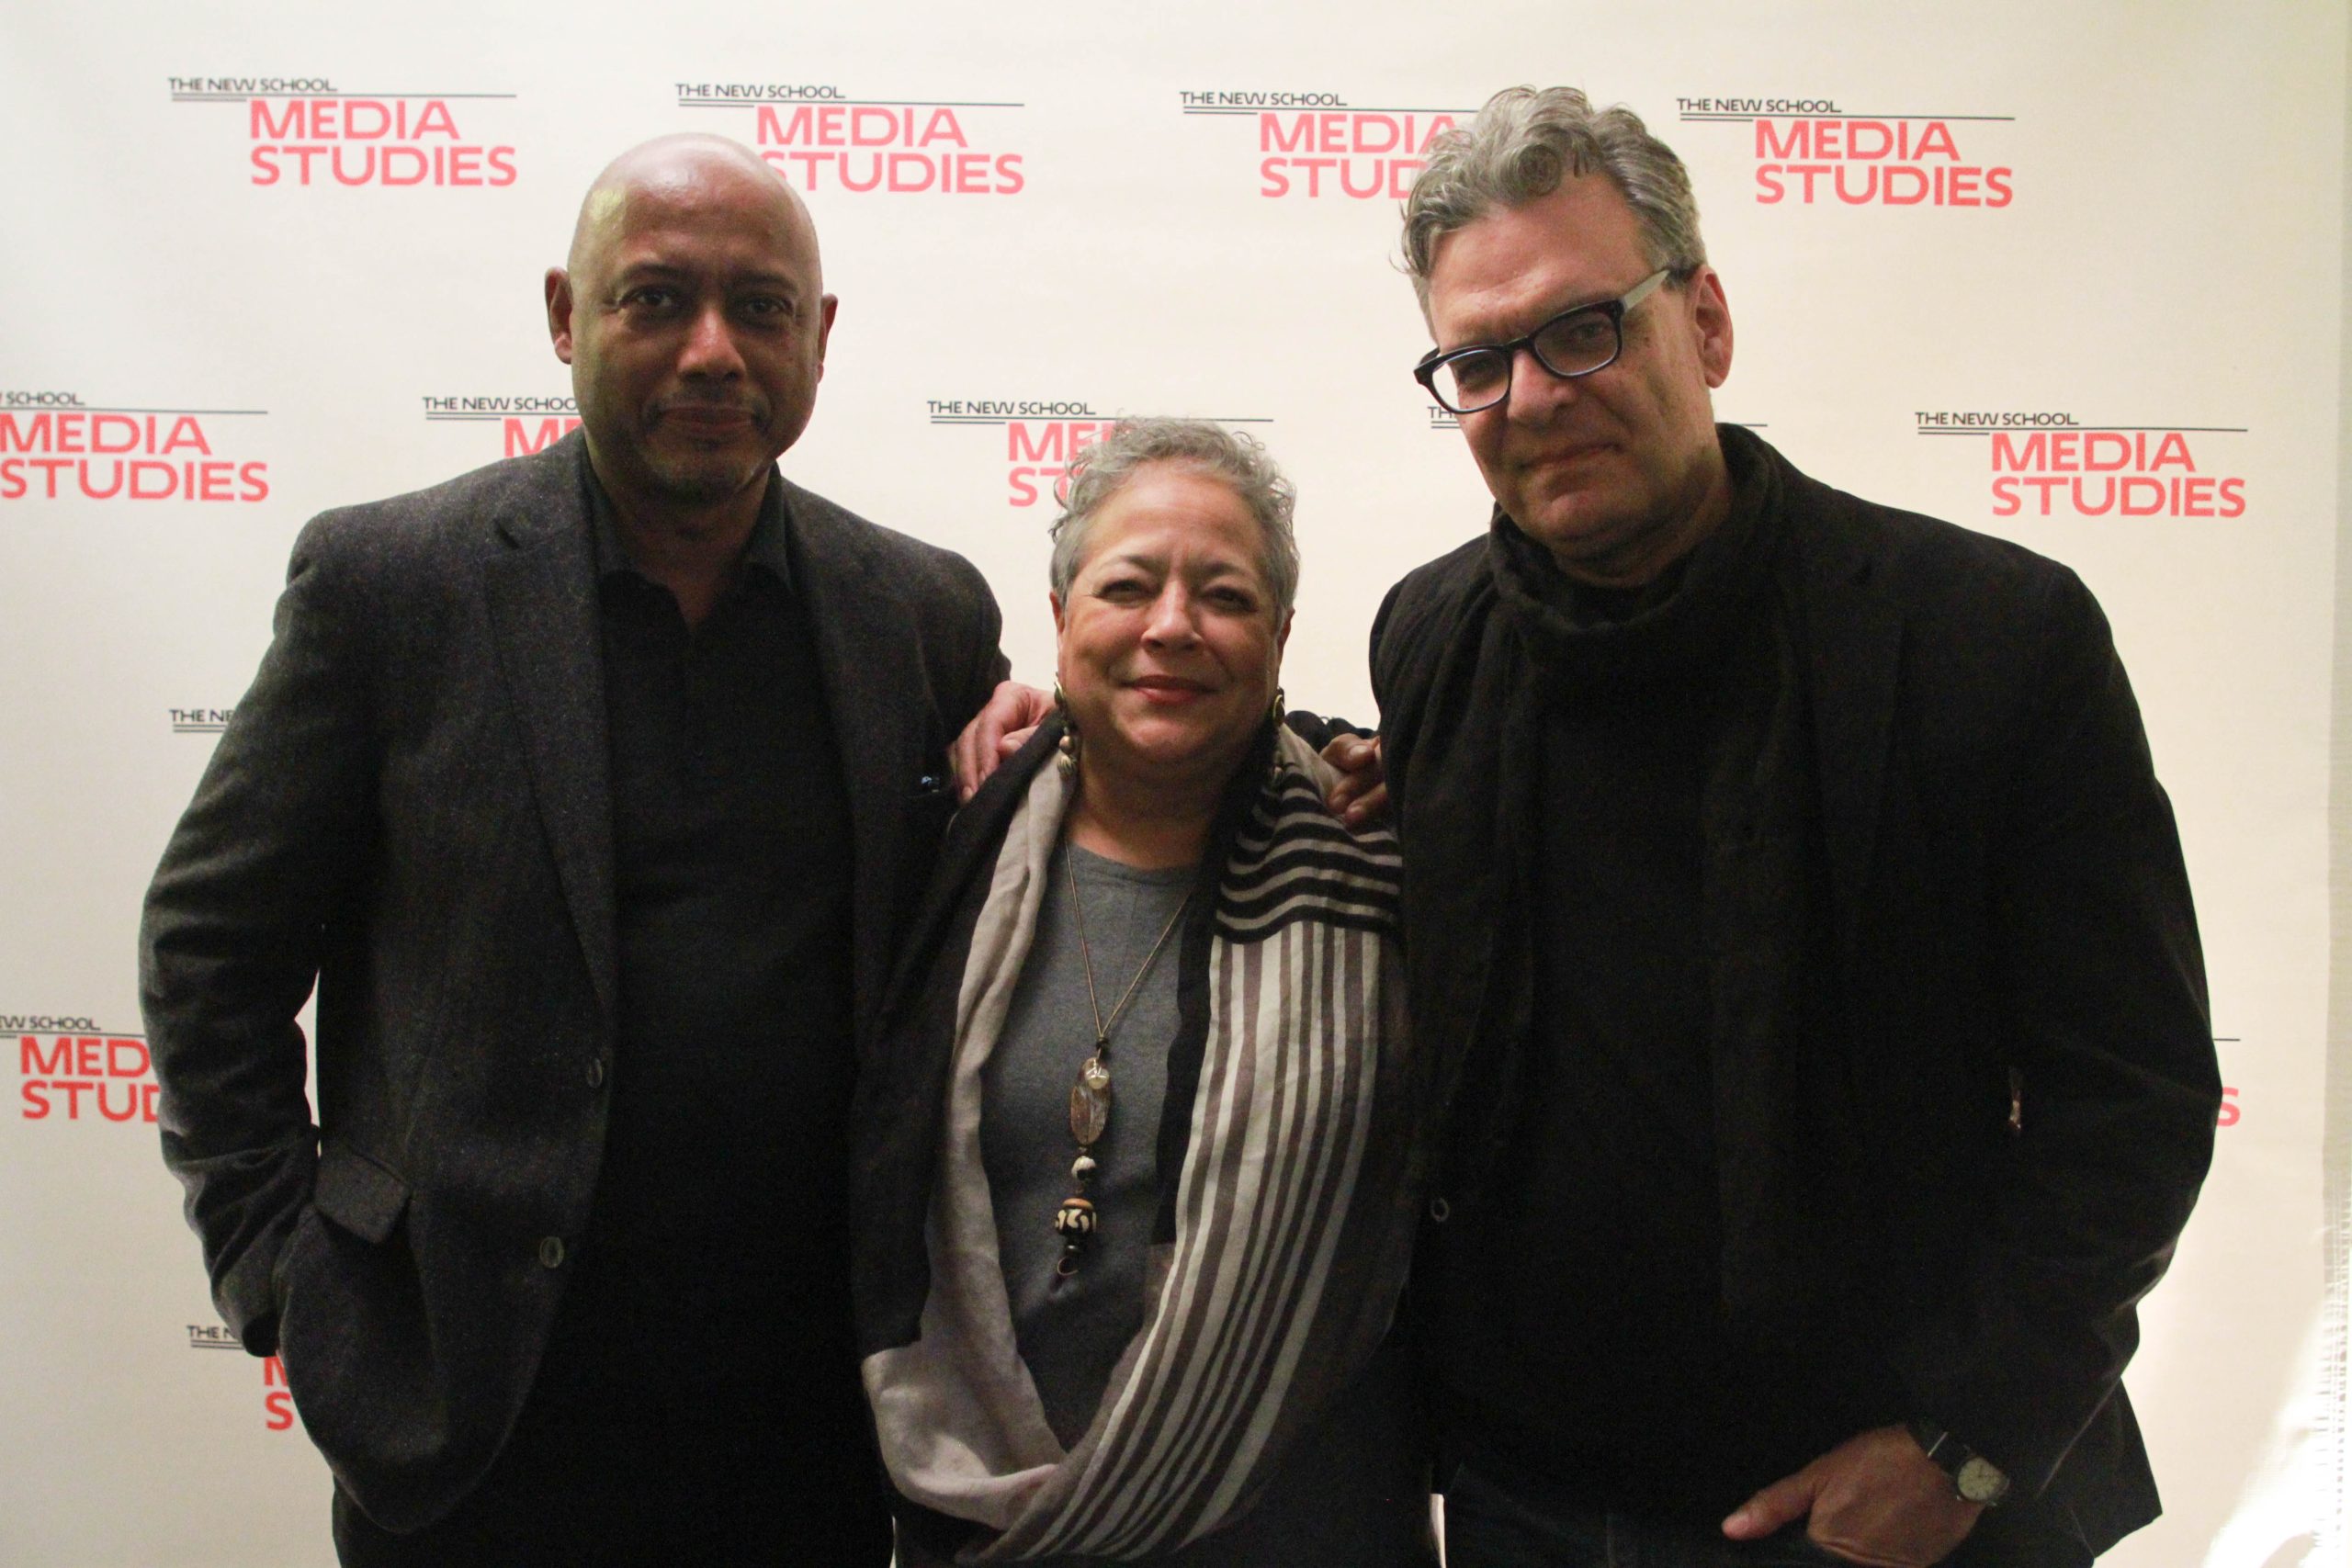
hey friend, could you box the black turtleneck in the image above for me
[1431,437,1898,1519]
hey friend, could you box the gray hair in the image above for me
[1048,418,1300,620]
[1401,85,1706,313]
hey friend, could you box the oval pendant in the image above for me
[1069,1058,1112,1146]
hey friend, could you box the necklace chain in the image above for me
[1066,848,1191,1057]
[1054,843,1193,1278]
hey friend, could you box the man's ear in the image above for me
[813,293,838,378]
[546,267,576,365]
[1690,265,1733,389]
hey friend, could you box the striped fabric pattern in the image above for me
[1216,767,1402,942]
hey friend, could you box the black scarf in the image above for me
[1474,436,1823,1336]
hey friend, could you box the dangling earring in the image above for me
[1269,686,1286,727]
[1055,679,1080,777]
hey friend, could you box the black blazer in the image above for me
[138,432,1007,1531]
[1370,429,2217,1557]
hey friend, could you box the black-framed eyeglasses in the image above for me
[1413,267,1674,415]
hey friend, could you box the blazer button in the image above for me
[1429,1196,1451,1224]
[537,1236,566,1269]
[585,1057,605,1089]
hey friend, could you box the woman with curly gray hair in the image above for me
[854,419,1436,1566]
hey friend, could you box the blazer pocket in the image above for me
[311,1143,411,1244]
[906,776,957,844]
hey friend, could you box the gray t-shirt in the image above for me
[981,841,1194,1449]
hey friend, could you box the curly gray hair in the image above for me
[1402,85,1706,314]
[1048,418,1299,620]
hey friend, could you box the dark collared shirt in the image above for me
[534,473,860,1422]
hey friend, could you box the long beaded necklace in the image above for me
[1053,846,1193,1278]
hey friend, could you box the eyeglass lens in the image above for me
[1430,306,1623,413]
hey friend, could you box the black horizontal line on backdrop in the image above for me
[173,92,517,101]
[1679,113,2014,122]
[13,1029,146,1038]
[678,99,1023,109]
[1182,106,1471,116]
[1915,427,2248,435]
[8,407,269,416]
[424,412,571,422]
[929,416,1274,425]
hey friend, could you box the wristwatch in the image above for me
[1905,1418,2012,1507]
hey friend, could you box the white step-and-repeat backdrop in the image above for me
[2,2,2345,1563]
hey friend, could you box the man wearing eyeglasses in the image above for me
[1374,88,2218,1567]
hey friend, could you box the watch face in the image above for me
[1956,1455,2011,1506]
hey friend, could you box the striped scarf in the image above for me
[862,728,1420,1561]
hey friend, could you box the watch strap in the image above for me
[1905,1418,2011,1507]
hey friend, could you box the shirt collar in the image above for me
[584,463,795,594]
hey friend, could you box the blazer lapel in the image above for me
[1399,604,1522,1166]
[1793,503,1902,962]
[781,478,933,1029]
[482,450,617,1020]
